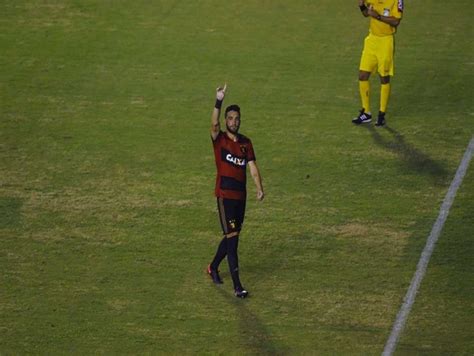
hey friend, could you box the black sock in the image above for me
[226,236,242,290]
[210,237,227,270]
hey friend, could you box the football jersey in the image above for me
[367,0,403,36]
[212,131,256,200]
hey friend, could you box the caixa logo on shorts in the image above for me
[222,149,246,167]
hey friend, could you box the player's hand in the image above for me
[216,83,227,101]
[256,190,264,201]
[368,7,378,18]
[358,0,365,6]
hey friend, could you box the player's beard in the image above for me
[226,123,239,135]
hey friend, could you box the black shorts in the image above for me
[217,197,246,235]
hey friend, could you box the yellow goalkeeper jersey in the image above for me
[366,0,403,36]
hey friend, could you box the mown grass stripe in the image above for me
[383,136,474,356]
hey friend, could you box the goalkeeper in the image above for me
[352,0,404,126]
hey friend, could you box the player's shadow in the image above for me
[215,286,288,355]
[365,125,449,185]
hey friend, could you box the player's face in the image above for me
[225,111,240,134]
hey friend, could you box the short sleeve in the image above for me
[247,140,256,162]
[212,130,223,145]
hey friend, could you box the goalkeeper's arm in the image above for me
[358,0,369,17]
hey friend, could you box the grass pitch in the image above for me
[1,0,473,354]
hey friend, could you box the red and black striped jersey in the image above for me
[212,131,256,200]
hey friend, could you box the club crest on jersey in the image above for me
[398,0,404,11]
[240,145,247,154]
[226,153,246,166]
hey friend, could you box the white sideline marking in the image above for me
[382,137,474,356]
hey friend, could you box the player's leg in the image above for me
[377,75,390,126]
[228,239,248,298]
[359,70,371,115]
[376,36,395,126]
[225,233,246,296]
[209,197,248,296]
[208,237,226,284]
[222,199,248,298]
[353,35,378,124]
[210,237,227,270]
[210,197,229,270]
[207,198,229,284]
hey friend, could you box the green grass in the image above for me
[395,166,474,355]
[1,0,473,354]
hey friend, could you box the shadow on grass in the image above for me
[215,286,288,355]
[365,125,449,184]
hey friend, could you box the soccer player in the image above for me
[207,84,264,299]
[352,0,403,126]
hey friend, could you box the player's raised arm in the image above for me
[211,84,227,141]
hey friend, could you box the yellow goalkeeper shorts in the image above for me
[359,33,395,77]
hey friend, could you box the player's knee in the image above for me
[359,71,370,81]
[380,75,390,84]
[225,231,239,238]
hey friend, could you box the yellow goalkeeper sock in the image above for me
[359,80,370,113]
[380,83,391,113]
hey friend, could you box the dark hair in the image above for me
[225,104,241,117]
